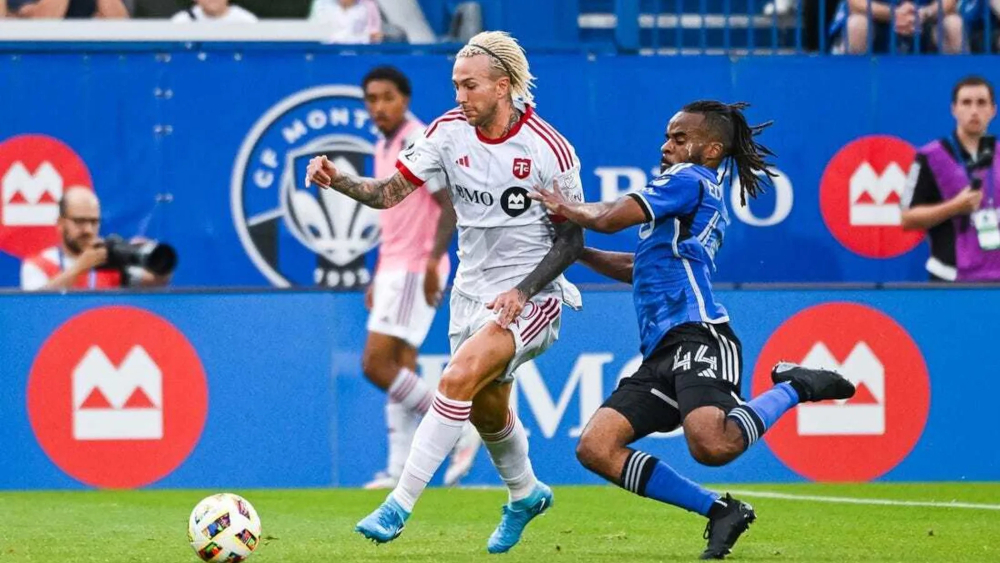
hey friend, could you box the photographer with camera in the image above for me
[902,76,1000,282]
[20,187,176,291]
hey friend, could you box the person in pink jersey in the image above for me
[360,66,481,490]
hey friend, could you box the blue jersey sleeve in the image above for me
[627,171,701,222]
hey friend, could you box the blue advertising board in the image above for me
[0,286,995,490]
[1,48,999,288]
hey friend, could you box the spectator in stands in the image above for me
[20,188,172,291]
[828,0,964,53]
[902,76,999,282]
[8,0,128,18]
[962,0,1000,52]
[309,0,383,44]
[171,0,256,22]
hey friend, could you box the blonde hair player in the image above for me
[307,30,586,553]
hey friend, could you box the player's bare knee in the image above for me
[439,360,484,400]
[688,436,738,467]
[576,428,614,473]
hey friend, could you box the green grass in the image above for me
[1,484,998,562]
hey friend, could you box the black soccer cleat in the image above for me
[770,361,856,403]
[700,494,756,560]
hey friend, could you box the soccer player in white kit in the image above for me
[358,65,481,491]
[306,31,585,553]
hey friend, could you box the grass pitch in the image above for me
[1,483,997,562]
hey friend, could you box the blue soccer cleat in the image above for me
[355,495,409,544]
[487,482,554,554]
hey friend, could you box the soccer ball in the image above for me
[188,493,262,562]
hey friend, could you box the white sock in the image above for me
[385,400,419,478]
[387,367,434,414]
[480,408,538,503]
[391,391,471,512]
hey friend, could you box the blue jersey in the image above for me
[628,163,730,358]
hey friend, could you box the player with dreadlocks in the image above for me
[530,101,857,560]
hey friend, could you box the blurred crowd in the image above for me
[0,0,486,45]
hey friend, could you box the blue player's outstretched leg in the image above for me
[578,408,757,560]
[726,361,856,450]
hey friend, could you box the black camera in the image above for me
[974,135,996,170]
[101,235,178,277]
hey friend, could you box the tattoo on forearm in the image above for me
[329,171,416,209]
[516,222,584,299]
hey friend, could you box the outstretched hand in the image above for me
[528,179,570,217]
[305,155,339,189]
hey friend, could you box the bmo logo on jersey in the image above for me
[752,302,930,481]
[454,184,495,207]
[232,86,382,288]
[501,187,531,217]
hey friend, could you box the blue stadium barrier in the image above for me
[0,286,995,490]
[579,0,997,54]
[1,46,999,290]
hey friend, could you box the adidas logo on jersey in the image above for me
[456,155,470,167]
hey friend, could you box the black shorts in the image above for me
[602,322,744,439]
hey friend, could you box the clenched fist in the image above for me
[305,155,339,189]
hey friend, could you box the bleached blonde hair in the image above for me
[456,31,536,105]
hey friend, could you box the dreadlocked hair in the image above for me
[681,100,776,206]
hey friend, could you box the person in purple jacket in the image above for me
[902,76,1000,282]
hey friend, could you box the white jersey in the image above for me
[396,102,583,309]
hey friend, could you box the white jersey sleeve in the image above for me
[529,119,585,221]
[396,116,447,189]
[401,126,445,195]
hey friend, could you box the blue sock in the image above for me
[620,450,720,516]
[727,381,800,448]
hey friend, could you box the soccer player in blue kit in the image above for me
[530,101,857,560]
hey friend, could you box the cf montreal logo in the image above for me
[501,186,531,217]
[231,86,382,288]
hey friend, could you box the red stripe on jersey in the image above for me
[525,120,568,172]
[532,116,574,171]
[395,160,426,187]
[426,112,467,137]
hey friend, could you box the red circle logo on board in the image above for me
[753,302,930,481]
[27,306,208,489]
[819,135,924,258]
[0,134,93,259]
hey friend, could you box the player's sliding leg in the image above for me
[472,382,552,554]
[355,324,515,543]
[686,362,858,466]
[577,408,727,517]
[360,333,431,490]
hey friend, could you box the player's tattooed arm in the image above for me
[305,156,418,209]
[528,183,647,233]
[516,221,585,299]
[488,220,583,328]
[578,247,634,284]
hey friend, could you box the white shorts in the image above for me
[448,291,562,383]
[367,269,443,348]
